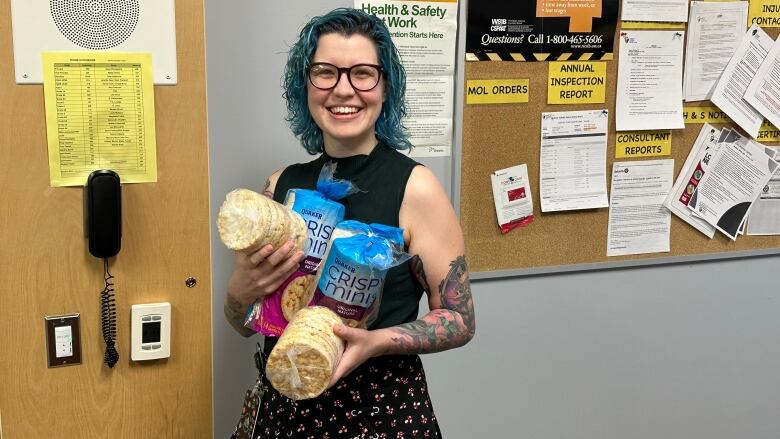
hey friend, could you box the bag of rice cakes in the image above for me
[265,306,344,400]
[309,220,410,329]
[245,163,359,336]
[216,189,308,255]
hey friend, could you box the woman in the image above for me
[225,8,475,438]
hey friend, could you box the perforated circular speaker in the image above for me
[49,0,140,50]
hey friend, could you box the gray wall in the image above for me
[206,2,780,438]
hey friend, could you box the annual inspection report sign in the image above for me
[548,61,606,104]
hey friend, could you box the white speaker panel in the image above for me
[10,0,177,85]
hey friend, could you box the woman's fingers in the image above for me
[264,251,305,292]
[248,244,275,265]
[283,250,305,271]
[265,241,295,266]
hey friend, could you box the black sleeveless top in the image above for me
[266,142,424,352]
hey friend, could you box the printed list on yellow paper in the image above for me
[43,52,157,187]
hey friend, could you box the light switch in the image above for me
[44,314,82,368]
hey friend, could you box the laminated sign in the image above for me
[466,0,618,61]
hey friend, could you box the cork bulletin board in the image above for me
[460,25,780,277]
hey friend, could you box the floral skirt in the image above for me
[234,352,442,439]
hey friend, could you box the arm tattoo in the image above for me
[410,255,430,292]
[262,178,273,198]
[438,256,475,337]
[388,256,475,354]
[224,296,255,338]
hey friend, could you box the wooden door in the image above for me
[0,0,213,437]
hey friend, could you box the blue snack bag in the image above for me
[310,220,410,328]
[284,163,362,274]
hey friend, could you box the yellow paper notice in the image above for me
[620,21,686,29]
[683,105,780,142]
[682,105,734,124]
[749,0,780,28]
[548,62,606,104]
[466,79,529,105]
[758,122,780,142]
[615,131,672,158]
[43,52,158,187]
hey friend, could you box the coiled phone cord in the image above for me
[101,258,119,367]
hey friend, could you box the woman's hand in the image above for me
[328,324,385,387]
[227,241,304,310]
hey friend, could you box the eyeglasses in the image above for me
[307,62,383,92]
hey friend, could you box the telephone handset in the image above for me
[84,170,122,368]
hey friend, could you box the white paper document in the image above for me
[621,0,689,23]
[539,110,610,212]
[491,164,535,234]
[664,124,719,238]
[747,147,780,235]
[744,36,780,135]
[710,24,774,138]
[616,30,685,131]
[607,159,674,257]
[688,139,779,240]
[683,1,749,102]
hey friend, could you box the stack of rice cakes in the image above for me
[217,188,307,254]
[266,306,344,400]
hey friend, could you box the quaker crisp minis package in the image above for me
[309,220,410,329]
[245,163,358,336]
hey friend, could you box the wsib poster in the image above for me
[466,0,618,61]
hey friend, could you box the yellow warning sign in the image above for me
[548,61,606,104]
[466,79,530,105]
[749,0,780,28]
[683,105,780,142]
[616,131,672,158]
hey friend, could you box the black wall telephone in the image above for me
[84,170,122,368]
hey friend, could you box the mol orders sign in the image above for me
[466,0,618,61]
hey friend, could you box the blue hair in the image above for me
[283,8,412,154]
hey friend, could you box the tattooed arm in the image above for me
[329,166,474,383]
[382,165,475,354]
[261,173,275,198]
[224,295,255,337]
[387,254,475,354]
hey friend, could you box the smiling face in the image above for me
[307,33,384,157]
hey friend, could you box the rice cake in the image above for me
[216,188,306,254]
[266,306,344,400]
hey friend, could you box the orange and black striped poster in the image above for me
[466,0,618,61]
